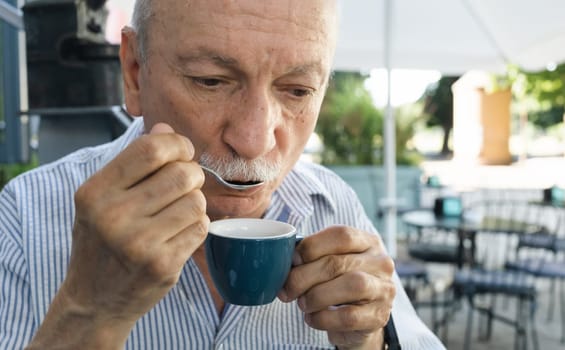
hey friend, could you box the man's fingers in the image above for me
[92,129,195,190]
[295,226,384,265]
[327,329,383,349]
[149,190,208,240]
[296,271,395,314]
[304,302,391,332]
[129,161,205,216]
[283,250,394,301]
[166,217,210,258]
[149,122,175,134]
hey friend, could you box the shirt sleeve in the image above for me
[0,187,36,348]
[390,273,446,349]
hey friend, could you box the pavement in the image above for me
[397,156,565,349]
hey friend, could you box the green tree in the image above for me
[421,76,459,156]
[504,63,565,128]
[317,72,383,165]
[316,72,421,165]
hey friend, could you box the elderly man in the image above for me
[0,0,444,349]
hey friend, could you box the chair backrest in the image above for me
[515,204,565,263]
[465,199,544,270]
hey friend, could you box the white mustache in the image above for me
[199,153,281,182]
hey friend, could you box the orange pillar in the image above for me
[452,72,512,165]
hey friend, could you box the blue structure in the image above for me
[0,0,27,164]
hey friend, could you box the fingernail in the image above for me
[298,296,307,311]
[292,251,303,266]
[304,313,312,325]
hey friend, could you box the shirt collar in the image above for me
[275,161,337,221]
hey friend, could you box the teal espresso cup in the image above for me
[205,218,298,306]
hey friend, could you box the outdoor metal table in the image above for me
[401,209,543,268]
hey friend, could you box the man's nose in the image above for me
[223,89,279,160]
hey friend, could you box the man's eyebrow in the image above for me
[283,63,325,77]
[177,49,239,67]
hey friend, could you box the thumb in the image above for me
[150,122,175,135]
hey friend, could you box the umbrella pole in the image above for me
[383,0,397,257]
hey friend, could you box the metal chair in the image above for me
[452,200,540,350]
[402,223,466,340]
[505,204,565,344]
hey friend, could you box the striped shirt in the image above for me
[0,118,445,349]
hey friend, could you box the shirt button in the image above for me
[215,343,224,350]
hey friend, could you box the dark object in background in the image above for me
[543,186,564,204]
[22,0,122,109]
[434,196,463,217]
[21,0,130,164]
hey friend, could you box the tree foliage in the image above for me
[420,76,459,155]
[317,72,382,165]
[316,71,421,165]
[503,63,565,128]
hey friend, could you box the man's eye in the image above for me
[192,77,223,87]
[290,88,312,97]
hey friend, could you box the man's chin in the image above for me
[205,192,271,221]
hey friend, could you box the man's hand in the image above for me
[28,123,209,349]
[278,226,396,350]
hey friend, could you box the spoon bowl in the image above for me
[201,166,265,190]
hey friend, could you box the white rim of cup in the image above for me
[208,218,296,240]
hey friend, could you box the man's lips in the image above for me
[226,180,263,186]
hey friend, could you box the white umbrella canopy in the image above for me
[333,0,565,256]
[334,0,565,74]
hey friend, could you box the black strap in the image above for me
[383,315,401,350]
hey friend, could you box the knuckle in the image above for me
[173,133,194,158]
[384,279,397,301]
[200,215,211,234]
[377,307,392,328]
[74,183,91,205]
[339,307,361,329]
[96,201,131,236]
[121,237,149,263]
[380,255,395,276]
[137,136,167,166]
[284,268,310,298]
[146,256,176,282]
[283,271,301,296]
[186,190,207,217]
[335,226,357,247]
[167,163,193,192]
[192,215,210,240]
[326,332,341,346]
[192,190,207,212]
[348,271,373,296]
[324,255,345,278]
[74,181,105,216]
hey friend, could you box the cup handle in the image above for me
[295,234,304,245]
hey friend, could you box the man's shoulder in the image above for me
[4,118,144,195]
[1,145,107,208]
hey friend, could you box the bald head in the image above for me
[130,0,338,64]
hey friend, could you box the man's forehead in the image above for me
[149,0,337,73]
[153,0,337,27]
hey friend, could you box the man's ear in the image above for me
[120,27,142,116]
